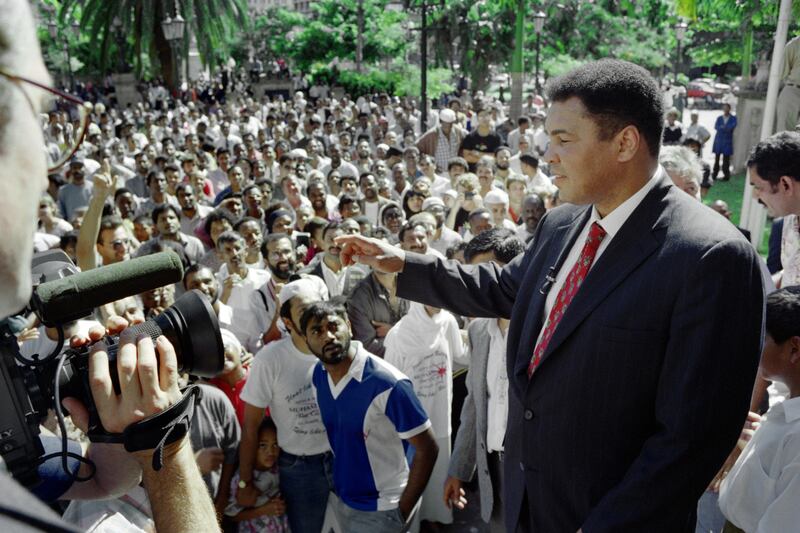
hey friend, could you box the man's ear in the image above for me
[789,336,800,364]
[615,125,641,163]
[779,175,798,194]
[282,316,296,335]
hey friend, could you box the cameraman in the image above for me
[0,1,218,532]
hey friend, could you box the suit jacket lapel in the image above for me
[534,179,672,372]
[511,207,592,380]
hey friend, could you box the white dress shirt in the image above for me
[719,396,800,532]
[537,168,662,345]
[486,319,509,453]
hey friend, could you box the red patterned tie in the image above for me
[528,222,607,378]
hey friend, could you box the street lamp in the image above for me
[113,16,126,72]
[533,10,546,95]
[161,7,185,93]
[674,20,688,84]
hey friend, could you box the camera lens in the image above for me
[57,290,223,401]
[124,289,223,377]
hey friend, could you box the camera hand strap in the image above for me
[122,385,203,471]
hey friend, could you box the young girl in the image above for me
[226,418,289,532]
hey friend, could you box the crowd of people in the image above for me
[7,11,800,533]
[27,67,563,533]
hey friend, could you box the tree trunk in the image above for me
[509,0,525,121]
[153,22,178,92]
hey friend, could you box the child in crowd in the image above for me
[719,286,800,531]
[226,418,289,532]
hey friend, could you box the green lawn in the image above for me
[703,172,771,257]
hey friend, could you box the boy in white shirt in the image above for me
[719,286,800,532]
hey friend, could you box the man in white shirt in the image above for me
[423,197,462,256]
[215,231,271,350]
[237,278,333,533]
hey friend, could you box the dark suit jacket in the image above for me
[397,175,765,532]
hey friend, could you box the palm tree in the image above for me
[59,0,248,89]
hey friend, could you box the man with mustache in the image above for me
[749,131,800,289]
[301,300,438,531]
[249,233,298,344]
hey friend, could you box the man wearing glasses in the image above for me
[0,1,218,532]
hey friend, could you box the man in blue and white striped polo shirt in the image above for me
[301,300,439,532]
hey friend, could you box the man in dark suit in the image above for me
[336,59,765,532]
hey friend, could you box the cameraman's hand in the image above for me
[62,316,182,434]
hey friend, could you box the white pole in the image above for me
[741,0,793,250]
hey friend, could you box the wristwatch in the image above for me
[238,479,249,489]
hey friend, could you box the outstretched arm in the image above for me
[336,234,524,319]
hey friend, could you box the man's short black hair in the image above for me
[398,221,427,243]
[146,170,165,187]
[322,220,343,240]
[766,286,800,343]
[545,58,663,158]
[746,131,800,186]
[337,193,358,212]
[464,228,525,264]
[299,300,348,335]
[182,263,213,289]
[151,203,180,225]
[97,215,124,244]
[114,187,133,201]
[203,209,236,237]
[520,154,539,169]
[233,216,261,232]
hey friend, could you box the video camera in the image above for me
[0,250,223,487]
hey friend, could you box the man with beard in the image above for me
[177,183,213,235]
[238,278,333,533]
[494,147,519,184]
[135,204,205,264]
[354,139,374,175]
[234,216,266,270]
[183,264,234,331]
[249,233,297,345]
[304,221,369,298]
[308,180,333,220]
[358,173,388,226]
[424,197,462,256]
[301,301,438,530]
[216,231,271,351]
[516,194,547,243]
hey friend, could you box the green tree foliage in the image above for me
[230,8,306,66]
[58,0,248,85]
[676,0,800,75]
[287,0,409,73]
